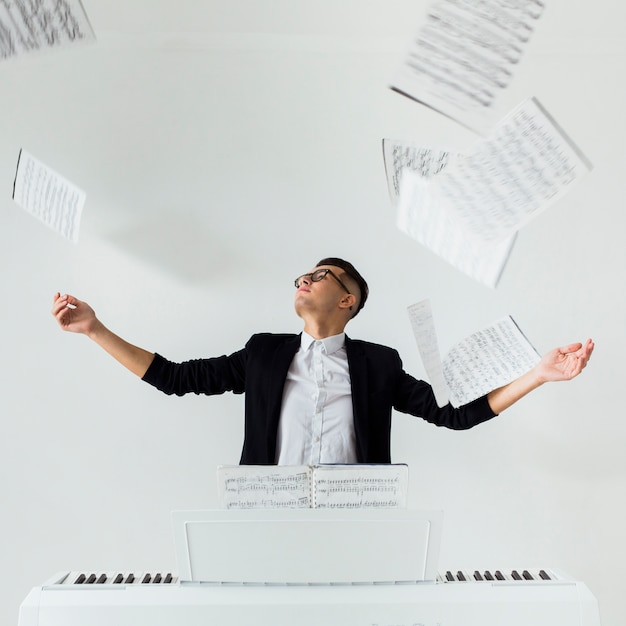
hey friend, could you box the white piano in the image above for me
[19,509,602,626]
[18,567,602,626]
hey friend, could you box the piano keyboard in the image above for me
[60,571,178,586]
[438,567,554,583]
[55,567,557,587]
[19,567,602,626]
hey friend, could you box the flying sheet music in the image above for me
[382,138,459,208]
[408,299,541,407]
[425,97,593,244]
[390,0,546,134]
[0,0,94,61]
[389,140,516,288]
[12,149,85,243]
[406,299,449,407]
[394,98,590,285]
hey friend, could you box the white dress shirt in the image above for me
[274,331,357,465]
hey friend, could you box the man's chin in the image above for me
[293,298,310,317]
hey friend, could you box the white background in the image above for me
[0,1,623,624]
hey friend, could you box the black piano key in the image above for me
[96,573,107,584]
[164,573,173,584]
[539,569,551,580]
[124,573,135,584]
[74,573,86,584]
[473,570,483,581]
[141,573,151,584]
[484,570,494,581]
[456,571,466,581]
[153,573,162,584]
[113,573,124,584]
[511,570,522,580]
[85,574,97,584]
[445,571,454,581]
[523,570,534,580]
[495,570,505,580]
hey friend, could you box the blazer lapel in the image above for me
[266,334,301,437]
[345,335,370,463]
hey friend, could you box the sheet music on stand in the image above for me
[390,0,546,134]
[217,464,409,510]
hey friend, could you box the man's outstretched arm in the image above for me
[52,292,155,378]
[487,339,595,415]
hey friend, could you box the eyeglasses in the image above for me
[294,268,351,294]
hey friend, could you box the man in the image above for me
[52,257,594,465]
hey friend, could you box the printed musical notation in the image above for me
[382,138,459,208]
[393,98,590,287]
[314,469,407,509]
[217,464,409,510]
[221,470,311,509]
[0,0,95,61]
[12,149,85,242]
[406,299,449,408]
[386,138,516,288]
[408,299,540,407]
[428,97,593,244]
[390,0,546,134]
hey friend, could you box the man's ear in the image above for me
[339,293,357,312]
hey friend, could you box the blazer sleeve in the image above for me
[141,344,249,397]
[392,356,498,430]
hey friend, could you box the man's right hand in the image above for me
[52,292,99,336]
[51,292,155,377]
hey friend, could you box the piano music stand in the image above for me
[171,509,443,585]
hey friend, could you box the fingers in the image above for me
[562,339,595,361]
[52,293,79,308]
[52,293,70,316]
[52,293,65,315]
[572,339,594,363]
[51,293,80,328]
[560,342,583,355]
[567,339,594,378]
[581,339,594,366]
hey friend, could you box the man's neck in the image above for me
[302,318,347,340]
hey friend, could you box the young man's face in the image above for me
[293,265,353,318]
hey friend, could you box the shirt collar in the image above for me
[301,331,346,355]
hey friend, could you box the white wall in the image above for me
[1,1,624,624]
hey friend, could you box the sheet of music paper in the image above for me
[398,171,517,287]
[12,149,86,243]
[0,0,94,61]
[444,315,540,407]
[430,97,593,244]
[391,0,546,134]
[408,300,541,407]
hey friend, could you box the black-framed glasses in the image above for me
[294,268,351,294]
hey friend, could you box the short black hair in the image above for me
[316,257,369,317]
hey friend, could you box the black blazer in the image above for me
[142,333,496,464]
